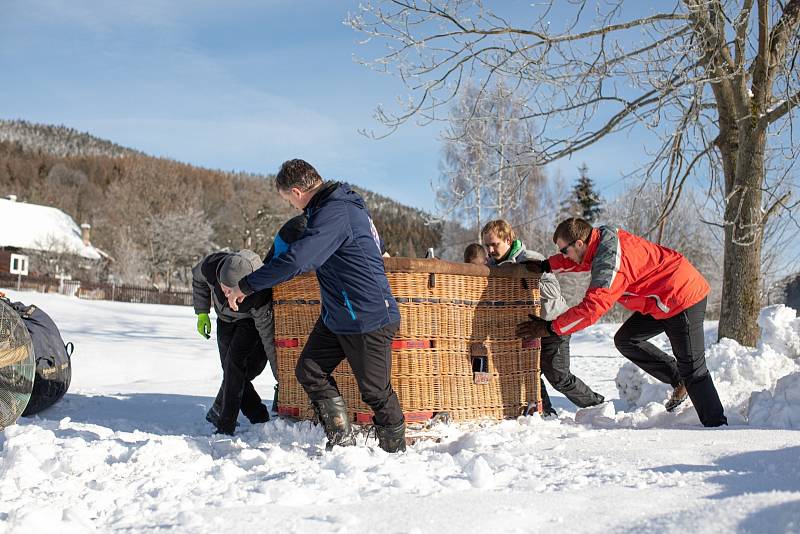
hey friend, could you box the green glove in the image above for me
[196,313,211,339]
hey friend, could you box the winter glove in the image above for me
[515,314,554,341]
[196,313,211,339]
[523,259,551,274]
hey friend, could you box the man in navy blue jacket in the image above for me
[224,159,405,452]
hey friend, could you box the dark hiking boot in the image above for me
[311,396,356,450]
[246,403,270,425]
[207,403,244,429]
[206,405,222,427]
[686,374,728,427]
[272,384,280,414]
[541,407,558,419]
[665,383,689,412]
[586,393,605,408]
[374,419,407,453]
[213,418,236,436]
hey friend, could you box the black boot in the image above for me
[587,393,605,408]
[272,384,280,414]
[312,396,356,450]
[205,405,221,427]
[540,380,556,417]
[685,374,727,427]
[245,403,270,424]
[374,419,407,453]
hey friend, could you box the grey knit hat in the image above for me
[218,250,263,287]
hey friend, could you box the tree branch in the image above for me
[764,88,800,123]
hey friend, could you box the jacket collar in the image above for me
[499,239,523,263]
[581,227,601,267]
[306,181,340,211]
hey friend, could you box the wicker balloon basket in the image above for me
[273,257,542,423]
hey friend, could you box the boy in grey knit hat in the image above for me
[192,249,274,435]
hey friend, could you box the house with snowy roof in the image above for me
[0,195,109,277]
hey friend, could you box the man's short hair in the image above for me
[553,217,593,244]
[275,159,323,192]
[481,219,516,243]
[463,243,487,263]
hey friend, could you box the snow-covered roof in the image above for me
[0,197,103,260]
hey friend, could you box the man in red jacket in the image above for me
[516,217,727,427]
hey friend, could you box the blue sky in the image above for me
[0,0,643,213]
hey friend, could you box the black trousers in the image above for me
[295,318,403,427]
[539,334,603,410]
[213,318,269,431]
[613,297,727,426]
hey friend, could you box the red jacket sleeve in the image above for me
[547,253,588,274]
[551,273,629,335]
[550,231,629,335]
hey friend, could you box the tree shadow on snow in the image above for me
[18,392,232,436]
[655,444,800,498]
[621,446,800,533]
[736,499,800,534]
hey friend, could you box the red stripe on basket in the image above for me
[275,338,299,348]
[355,411,434,424]
[391,339,432,349]
[522,338,541,349]
[277,406,300,417]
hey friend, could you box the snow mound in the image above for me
[758,305,800,359]
[747,371,800,428]
[615,305,800,426]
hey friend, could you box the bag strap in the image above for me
[10,302,37,319]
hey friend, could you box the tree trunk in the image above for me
[718,126,766,346]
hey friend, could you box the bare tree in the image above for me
[108,229,149,285]
[41,163,102,224]
[348,0,800,345]
[603,182,725,318]
[436,79,546,239]
[145,207,213,290]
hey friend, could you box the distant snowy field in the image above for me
[1,289,799,533]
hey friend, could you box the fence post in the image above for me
[111,282,116,302]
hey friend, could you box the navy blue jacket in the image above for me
[239,182,400,334]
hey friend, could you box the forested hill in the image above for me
[0,119,441,284]
[0,119,142,158]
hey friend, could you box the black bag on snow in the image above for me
[7,300,73,416]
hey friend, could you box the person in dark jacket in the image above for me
[258,213,307,412]
[264,214,307,266]
[482,220,604,416]
[192,250,274,435]
[224,159,405,452]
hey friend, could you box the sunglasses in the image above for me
[559,240,577,255]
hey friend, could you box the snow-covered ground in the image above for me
[1,289,799,533]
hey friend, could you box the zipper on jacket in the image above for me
[341,290,357,320]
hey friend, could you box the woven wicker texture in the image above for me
[274,258,542,422]
[0,299,35,429]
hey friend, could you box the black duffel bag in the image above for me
[5,299,72,416]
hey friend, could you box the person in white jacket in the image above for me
[482,220,605,415]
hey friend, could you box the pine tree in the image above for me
[560,164,602,223]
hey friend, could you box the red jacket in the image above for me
[548,226,710,335]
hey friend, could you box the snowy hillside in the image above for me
[1,290,799,533]
[0,119,140,159]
